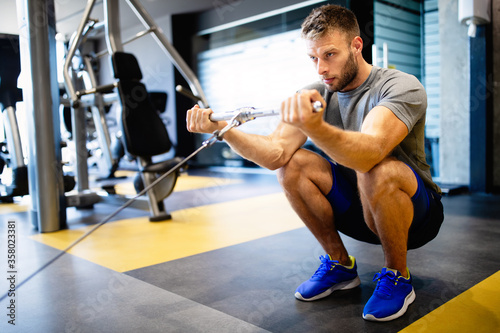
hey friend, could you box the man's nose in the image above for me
[316,58,328,76]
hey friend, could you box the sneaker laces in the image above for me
[372,270,398,297]
[311,255,338,279]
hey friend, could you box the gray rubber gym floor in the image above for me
[0,169,499,332]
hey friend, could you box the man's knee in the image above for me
[277,149,314,185]
[277,151,301,188]
[277,149,332,194]
[356,157,396,188]
[356,157,412,199]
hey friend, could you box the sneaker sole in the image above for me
[294,276,361,301]
[362,288,416,322]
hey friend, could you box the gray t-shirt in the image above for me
[303,66,440,194]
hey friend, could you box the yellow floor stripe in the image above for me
[30,192,304,272]
[102,173,243,196]
[0,197,30,214]
[169,174,243,192]
[400,270,500,333]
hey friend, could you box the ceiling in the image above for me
[0,0,215,36]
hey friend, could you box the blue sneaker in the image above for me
[363,268,416,321]
[295,255,361,301]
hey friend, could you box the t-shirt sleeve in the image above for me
[376,73,427,132]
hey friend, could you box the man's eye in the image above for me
[310,56,317,62]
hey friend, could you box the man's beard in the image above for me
[324,51,358,92]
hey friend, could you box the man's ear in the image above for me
[351,36,363,54]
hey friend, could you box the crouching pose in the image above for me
[186,4,444,322]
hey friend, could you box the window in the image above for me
[197,29,318,135]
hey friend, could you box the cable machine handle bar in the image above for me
[209,101,324,122]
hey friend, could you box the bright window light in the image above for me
[197,29,319,135]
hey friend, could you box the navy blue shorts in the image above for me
[325,161,444,249]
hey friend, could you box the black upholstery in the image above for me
[112,52,172,159]
[148,92,168,113]
[0,35,23,109]
[112,51,143,81]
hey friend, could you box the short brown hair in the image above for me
[301,5,360,43]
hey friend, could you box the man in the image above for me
[186,4,444,322]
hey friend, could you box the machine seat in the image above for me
[112,51,185,221]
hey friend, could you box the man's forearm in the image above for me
[304,122,386,173]
[222,130,288,170]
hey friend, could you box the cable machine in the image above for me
[16,0,209,231]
